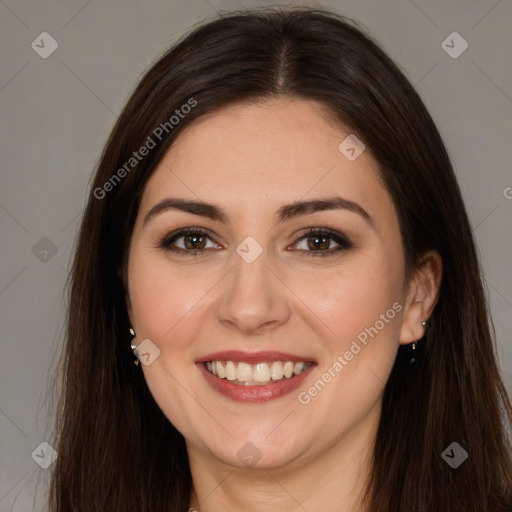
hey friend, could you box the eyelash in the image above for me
[158,227,353,258]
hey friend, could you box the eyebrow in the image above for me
[143,196,374,228]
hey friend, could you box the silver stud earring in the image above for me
[129,327,139,366]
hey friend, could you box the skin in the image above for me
[126,97,442,512]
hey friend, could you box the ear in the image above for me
[399,250,442,346]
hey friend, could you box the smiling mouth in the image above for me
[204,360,312,386]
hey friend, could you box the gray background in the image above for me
[0,0,511,510]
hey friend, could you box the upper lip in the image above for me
[196,350,316,365]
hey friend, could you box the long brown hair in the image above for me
[49,7,512,511]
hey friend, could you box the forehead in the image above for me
[139,98,395,225]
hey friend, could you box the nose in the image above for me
[215,245,292,335]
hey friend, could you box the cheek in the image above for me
[295,256,403,421]
[330,275,401,346]
[295,250,404,353]
[127,249,199,348]
[307,252,404,411]
[127,251,208,434]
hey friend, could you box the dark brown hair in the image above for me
[49,7,512,511]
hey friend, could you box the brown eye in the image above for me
[160,228,220,256]
[293,228,352,257]
[159,227,352,258]
[306,234,331,251]
[182,233,207,250]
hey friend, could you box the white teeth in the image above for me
[283,361,294,378]
[253,363,270,382]
[216,361,225,378]
[205,359,310,384]
[225,361,237,381]
[293,362,305,375]
[270,361,283,380]
[237,362,253,381]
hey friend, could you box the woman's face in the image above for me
[126,97,414,470]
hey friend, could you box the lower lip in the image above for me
[197,362,316,403]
